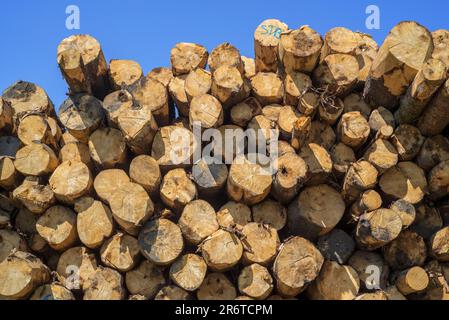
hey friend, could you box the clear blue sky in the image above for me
[1,0,448,110]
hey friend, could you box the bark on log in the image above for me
[348,250,389,290]
[230,97,262,127]
[390,124,425,161]
[383,230,427,270]
[343,93,372,119]
[0,98,13,134]
[317,96,344,126]
[416,135,449,171]
[317,229,355,264]
[330,142,356,177]
[428,160,449,200]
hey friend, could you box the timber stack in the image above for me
[1,20,449,301]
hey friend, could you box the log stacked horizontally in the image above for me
[1,19,449,301]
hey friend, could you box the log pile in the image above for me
[1,20,449,301]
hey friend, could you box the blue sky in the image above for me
[1,0,448,109]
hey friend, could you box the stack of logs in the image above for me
[1,19,449,300]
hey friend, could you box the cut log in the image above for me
[49,160,93,204]
[75,196,114,249]
[298,143,332,185]
[130,76,170,126]
[349,190,383,223]
[277,140,296,156]
[168,75,189,117]
[287,184,345,240]
[170,43,208,76]
[317,229,355,264]
[395,266,429,295]
[189,94,224,129]
[410,204,443,240]
[368,107,395,133]
[390,124,425,161]
[14,143,58,176]
[304,121,336,151]
[355,208,402,250]
[152,126,199,172]
[148,67,174,88]
[416,135,449,171]
[108,59,143,91]
[185,68,211,101]
[297,94,318,119]
[211,66,250,109]
[330,142,356,177]
[93,169,130,205]
[254,19,288,72]
[117,103,158,155]
[363,21,433,109]
[284,72,312,107]
[160,168,197,211]
[0,251,50,299]
[278,26,323,73]
[428,160,449,200]
[277,105,300,140]
[191,158,228,198]
[12,177,56,214]
[247,114,279,149]
[321,27,359,59]
[83,267,125,300]
[242,56,256,79]
[241,222,279,266]
[88,128,127,169]
[100,233,140,272]
[138,218,184,266]
[354,33,379,86]
[61,131,79,145]
[363,138,398,174]
[355,291,388,300]
[250,72,284,105]
[36,205,78,251]
[432,29,449,67]
[208,43,243,74]
[273,236,324,297]
[337,111,370,149]
[313,54,360,96]
[348,250,389,290]
[343,93,372,119]
[155,286,192,300]
[102,89,134,127]
[383,230,427,269]
[169,254,207,292]
[271,153,308,204]
[125,260,165,299]
[30,283,75,300]
[379,162,428,204]
[384,286,407,300]
[56,246,98,290]
[409,260,449,300]
[389,199,416,229]
[227,155,272,205]
[0,98,13,133]
[430,227,449,262]
[2,81,54,120]
[129,155,161,196]
[201,229,243,271]
[14,208,47,252]
[58,94,104,143]
[178,199,219,245]
[109,182,154,235]
[17,115,59,150]
[57,34,109,99]
[317,96,344,126]
[230,97,262,127]
[216,201,252,229]
[59,142,92,169]
[252,199,286,231]
[0,229,27,262]
[238,263,273,300]
[197,273,237,300]
[307,261,360,300]
[395,58,447,124]
[342,160,378,203]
